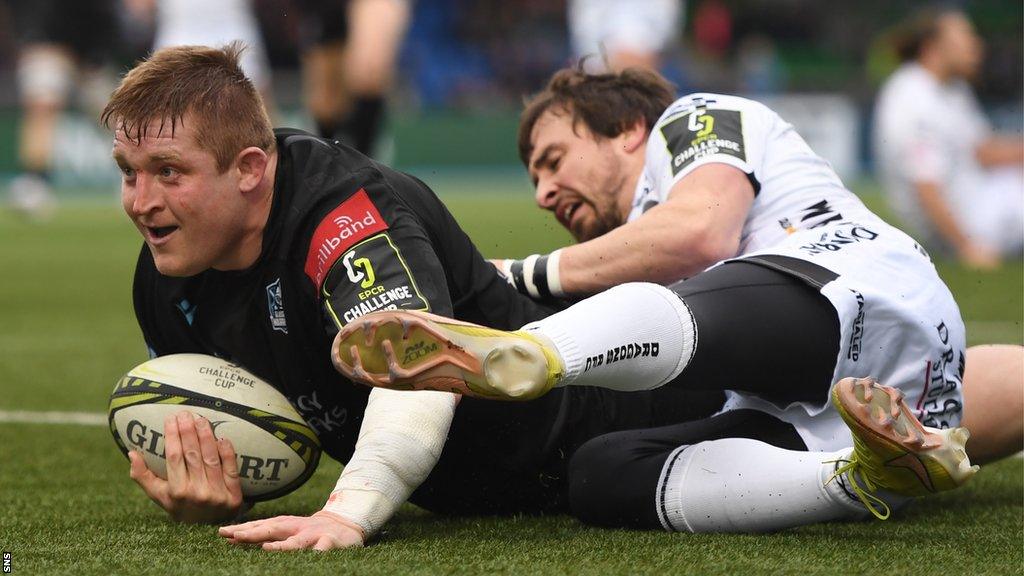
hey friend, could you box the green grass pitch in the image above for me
[0,175,1021,575]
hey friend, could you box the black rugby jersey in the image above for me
[133,129,724,515]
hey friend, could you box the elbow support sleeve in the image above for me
[320,388,457,536]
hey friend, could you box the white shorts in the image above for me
[153,0,271,90]
[721,220,966,452]
[18,47,75,104]
[568,0,682,60]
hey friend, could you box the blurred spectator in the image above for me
[691,0,730,58]
[6,0,123,219]
[568,0,683,72]
[296,0,410,157]
[735,34,783,94]
[874,8,1024,268]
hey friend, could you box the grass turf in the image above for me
[0,177,1021,574]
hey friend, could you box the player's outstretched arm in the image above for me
[220,387,458,551]
[561,164,752,294]
[128,411,246,524]
[502,163,753,299]
[913,180,1000,269]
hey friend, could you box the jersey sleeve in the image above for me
[302,179,453,331]
[646,93,768,199]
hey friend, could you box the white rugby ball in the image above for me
[108,353,321,501]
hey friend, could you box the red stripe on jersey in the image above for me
[304,189,388,291]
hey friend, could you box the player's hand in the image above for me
[219,511,365,551]
[128,411,246,524]
[959,243,1001,270]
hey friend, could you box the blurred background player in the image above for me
[6,0,123,219]
[126,0,273,102]
[297,0,410,157]
[874,8,1024,269]
[568,0,683,72]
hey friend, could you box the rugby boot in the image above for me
[332,310,564,400]
[830,376,978,519]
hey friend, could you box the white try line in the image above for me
[0,410,106,426]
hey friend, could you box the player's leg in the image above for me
[961,344,1024,464]
[568,409,818,529]
[335,0,410,155]
[334,260,838,401]
[297,0,352,139]
[570,378,976,533]
[303,41,349,138]
[334,280,696,399]
[10,0,120,219]
[8,42,70,219]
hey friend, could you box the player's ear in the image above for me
[619,119,647,154]
[235,146,270,193]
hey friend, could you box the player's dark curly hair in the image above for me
[101,42,275,171]
[518,65,676,166]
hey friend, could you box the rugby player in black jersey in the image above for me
[103,44,726,548]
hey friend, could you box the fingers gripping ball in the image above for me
[108,354,321,501]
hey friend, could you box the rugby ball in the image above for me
[108,354,321,501]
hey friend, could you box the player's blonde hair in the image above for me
[518,65,675,166]
[101,42,275,171]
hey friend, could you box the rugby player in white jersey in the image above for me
[874,8,1024,268]
[330,66,1020,534]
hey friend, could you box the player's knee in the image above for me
[568,431,664,529]
[568,435,619,526]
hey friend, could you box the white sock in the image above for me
[522,282,696,391]
[657,439,869,533]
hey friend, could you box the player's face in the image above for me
[936,13,983,79]
[527,108,633,241]
[114,119,255,277]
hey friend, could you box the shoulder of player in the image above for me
[293,167,448,292]
[663,92,762,116]
[652,93,770,137]
[274,128,376,177]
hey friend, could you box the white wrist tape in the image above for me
[321,388,457,536]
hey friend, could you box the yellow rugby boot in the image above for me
[332,310,564,401]
[830,377,978,519]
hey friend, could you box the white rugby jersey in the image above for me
[873,63,994,243]
[627,93,966,451]
[629,93,885,259]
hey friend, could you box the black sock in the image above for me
[337,96,385,156]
